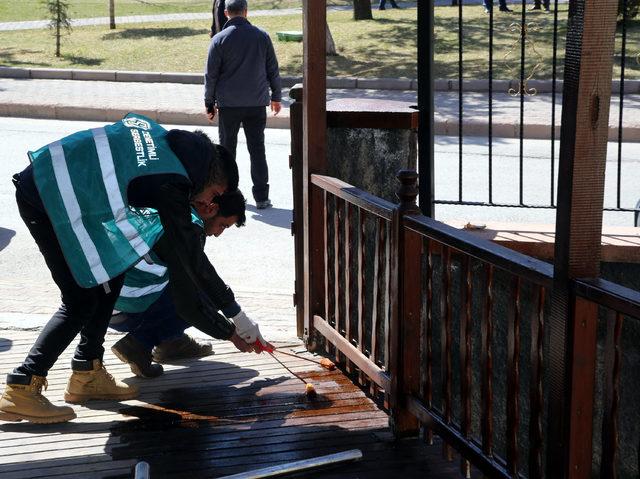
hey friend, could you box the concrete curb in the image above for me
[1,102,638,140]
[0,103,292,129]
[5,66,638,93]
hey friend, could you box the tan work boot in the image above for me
[64,359,139,404]
[0,375,76,424]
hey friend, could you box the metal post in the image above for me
[417,0,434,217]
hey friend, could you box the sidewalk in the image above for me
[1,77,639,140]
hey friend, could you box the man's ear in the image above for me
[208,202,220,217]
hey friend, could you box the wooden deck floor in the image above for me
[0,330,461,479]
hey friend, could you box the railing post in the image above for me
[302,0,327,348]
[390,169,421,438]
[547,0,618,476]
[289,85,305,339]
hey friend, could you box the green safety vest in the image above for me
[30,113,188,288]
[115,210,204,313]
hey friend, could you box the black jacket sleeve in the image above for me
[151,181,237,340]
[154,234,235,340]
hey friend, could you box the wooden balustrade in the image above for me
[308,170,640,478]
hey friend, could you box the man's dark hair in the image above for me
[166,129,237,195]
[213,189,246,227]
[226,0,247,14]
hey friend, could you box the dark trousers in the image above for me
[211,0,226,35]
[483,0,508,8]
[110,289,187,350]
[12,186,124,379]
[379,0,399,8]
[218,106,269,202]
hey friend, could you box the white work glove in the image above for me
[232,310,265,345]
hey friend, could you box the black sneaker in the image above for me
[499,5,513,12]
[152,335,213,363]
[111,334,163,378]
[256,199,272,210]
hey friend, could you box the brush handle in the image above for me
[273,349,324,365]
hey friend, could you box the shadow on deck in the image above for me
[0,332,462,478]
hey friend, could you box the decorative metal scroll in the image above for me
[504,22,544,96]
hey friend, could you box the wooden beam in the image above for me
[289,86,305,338]
[546,0,619,476]
[389,171,421,437]
[302,0,327,344]
[314,315,391,392]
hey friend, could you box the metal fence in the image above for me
[422,1,640,220]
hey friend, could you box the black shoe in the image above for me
[378,5,386,10]
[499,5,513,12]
[256,199,272,210]
[112,334,163,378]
[152,335,213,363]
[483,5,491,13]
[391,3,402,8]
[529,4,542,10]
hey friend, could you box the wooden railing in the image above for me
[570,278,640,478]
[308,170,640,478]
[310,174,396,394]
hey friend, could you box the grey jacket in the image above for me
[204,17,282,108]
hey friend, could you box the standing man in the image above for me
[204,0,282,210]
[210,0,226,37]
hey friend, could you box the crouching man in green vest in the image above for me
[0,114,272,424]
[110,189,247,378]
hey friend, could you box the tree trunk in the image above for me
[326,22,337,56]
[109,0,115,29]
[56,1,61,57]
[353,0,373,20]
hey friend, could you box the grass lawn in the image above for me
[0,5,638,79]
[0,0,349,22]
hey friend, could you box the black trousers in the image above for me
[12,185,124,379]
[218,106,269,202]
[210,0,226,35]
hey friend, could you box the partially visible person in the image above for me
[529,0,550,12]
[204,0,282,210]
[379,0,401,10]
[110,190,247,379]
[210,0,226,37]
[483,0,512,13]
